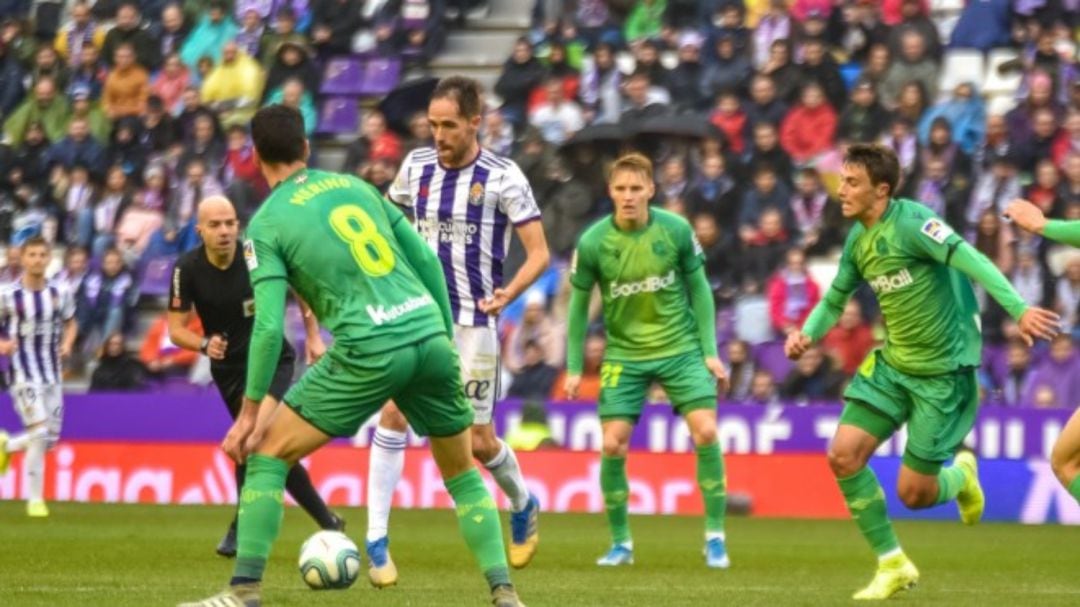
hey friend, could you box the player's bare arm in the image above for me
[1003,199,1048,235]
[167,309,228,360]
[59,318,77,358]
[479,220,550,316]
[292,290,325,364]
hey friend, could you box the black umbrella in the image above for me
[377,76,439,136]
[558,123,626,152]
[628,112,720,141]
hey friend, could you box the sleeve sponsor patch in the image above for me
[243,239,258,270]
[920,218,953,244]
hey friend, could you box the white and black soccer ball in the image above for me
[298,530,361,590]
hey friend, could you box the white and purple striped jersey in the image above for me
[0,282,75,385]
[388,146,542,328]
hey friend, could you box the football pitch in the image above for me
[1,503,1077,606]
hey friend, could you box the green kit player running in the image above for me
[179,106,525,607]
[785,144,1060,600]
[564,153,732,569]
[1005,197,1080,506]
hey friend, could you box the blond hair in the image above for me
[608,152,654,182]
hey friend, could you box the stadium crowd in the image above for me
[0,0,1076,410]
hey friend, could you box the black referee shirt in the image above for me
[169,242,293,367]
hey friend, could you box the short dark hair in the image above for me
[431,76,483,119]
[22,235,48,251]
[251,104,306,165]
[844,143,900,197]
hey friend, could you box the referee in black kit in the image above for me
[167,195,343,557]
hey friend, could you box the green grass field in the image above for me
[1,502,1077,606]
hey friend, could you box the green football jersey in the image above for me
[570,208,706,362]
[821,198,982,376]
[244,169,445,354]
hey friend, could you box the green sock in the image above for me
[1069,475,1080,505]
[934,464,966,506]
[600,455,631,545]
[695,442,726,534]
[234,454,289,580]
[836,467,900,557]
[445,467,510,590]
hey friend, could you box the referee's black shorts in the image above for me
[211,343,297,419]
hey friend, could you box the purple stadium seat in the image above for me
[754,340,793,380]
[139,255,177,297]
[316,97,360,135]
[358,57,402,96]
[320,55,365,96]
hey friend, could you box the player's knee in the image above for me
[471,432,501,463]
[378,403,409,432]
[897,481,936,509]
[602,435,629,458]
[689,423,717,447]
[827,446,864,478]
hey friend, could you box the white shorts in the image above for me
[454,325,499,425]
[12,383,63,439]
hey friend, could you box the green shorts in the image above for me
[284,333,474,438]
[841,350,978,475]
[598,350,718,423]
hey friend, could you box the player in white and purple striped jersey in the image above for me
[366,77,550,589]
[0,236,78,518]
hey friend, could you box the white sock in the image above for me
[879,547,904,562]
[7,426,47,453]
[484,439,530,512]
[367,427,407,543]
[24,437,47,502]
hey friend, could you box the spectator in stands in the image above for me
[967,151,1021,228]
[918,82,985,155]
[151,4,190,60]
[656,156,690,205]
[102,3,160,69]
[880,29,937,107]
[1026,159,1067,217]
[342,110,401,175]
[403,110,432,153]
[790,167,841,254]
[687,152,738,226]
[972,210,1015,275]
[799,37,846,112]
[1011,246,1049,308]
[267,78,316,135]
[140,95,180,155]
[767,247,820,335]
[180,0,238,69]
[200,42,264,127]
[701,33,752,106]
[748,368,780,405]
[29,46,69,92]
[920,116,973,187]
[740,163,791,234]
[176,86,220,140]
[0,244,20,285]
[529,77,584,146]
[666,32,706,113]
[537,158,591,259]
[76,247,136,355]
[780,344,844,402]
[10,122,52,189]
[480,109,514,156]
[1056,253,1080,333]
[67,44,106,102]
[54,244,89,295]
[753,0,792,69]
[1024,28,1076,103]
[309,0,364,57]
[3,78,69,147]
[180,113,225,178]
[91,164,132,257]
[990,339,1034,407]
[1024,333,1080,408]
[114,189,164,264]
[45,116,105,175]
[167,157,222,238]
[376,0,446,65]
[880,116,918,193]
[622,0,665,47]
[822,299,875,376]
[579,42,620,124]
[948,0,1011,52]
[704,3,749,58]
[221,125,265,214]
[837,78,890,144]
[0,35,22,116]
[1006,72,1062,145]
[505,290,564,374]
[743,74,788,138]
[745,122,793,185]
[722,339,754,401]
[1053,110,1080,169]
[893,81,929,128]
[233,7,264,58]
[89,332,148,391]
[975,113,1013,171]
[780,82,836,165]
[619,70,670,124]
[551,332,603,402]
[262,40,317,103]
[67,84,110,143]
[106,116,146,180]
[761,39,800,103]
[742,207,791,285]
[1015,107,1061,174]
[139,163,170,213]
[886,0,940,60]
[495,37,546,127]
[858,43,891,92]
[708,93,747,156]
[102,44,149,120]
[693,212,737,296]
[1063,154,1080,208]
[508,340,560,401]
[913,156,970,233]
[258,7,305,69]
[140,311,200,376]
[54,2,106,68]
[60,169,95,245]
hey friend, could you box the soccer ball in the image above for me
[298,530,361,590]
